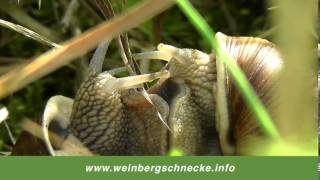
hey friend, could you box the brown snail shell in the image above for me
[215,33,283,155]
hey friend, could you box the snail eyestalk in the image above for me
[133,43,198,65]
[104,70,170,91]
[157,43,193,65]
[132,51,172,61]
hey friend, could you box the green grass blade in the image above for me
[176,0,280,139]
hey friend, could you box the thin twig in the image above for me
[95,0,147,89]
[3,121,16,145]
[95,0,135,75]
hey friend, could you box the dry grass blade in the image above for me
[0,19,61,48]
[0,0,175,99]
[21,119,93,156]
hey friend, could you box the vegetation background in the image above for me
[0,0,287,152]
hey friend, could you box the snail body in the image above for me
[69,72,169,155]
[12,33,283,156]
[142,33,282,155]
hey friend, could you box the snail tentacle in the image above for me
[132,51,172,61]
[41,95,74,156]
[157,43,194,65]
[102,70,170,92]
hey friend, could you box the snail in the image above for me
[11,32,283,156]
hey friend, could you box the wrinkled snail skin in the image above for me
[66,42,221,155]
[11,33,283,156]
[149,33,283,155]
[154,48,221,155]
[54,33,283,156]
[68,51,220,155]
[68,73,129,155]
[68,72,169,155]
[148,34,283,155]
